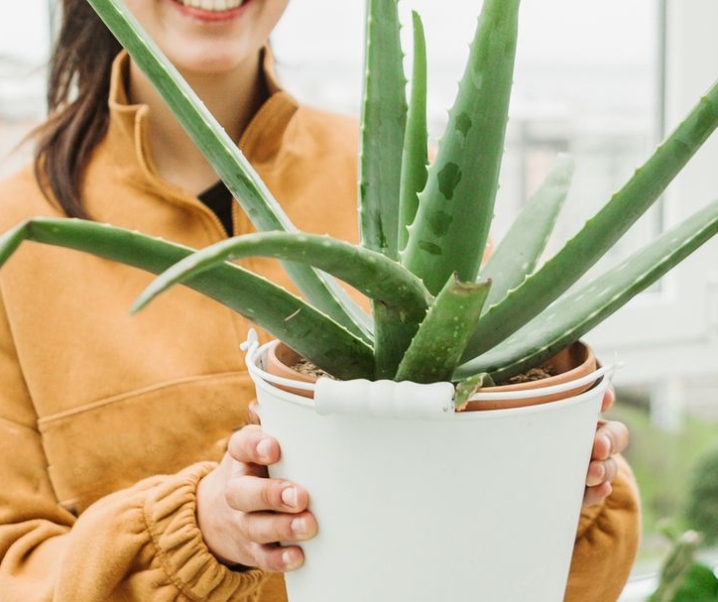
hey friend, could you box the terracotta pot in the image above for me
[265,341,319,399]
[266,339,598,409]
[462,341,598,411]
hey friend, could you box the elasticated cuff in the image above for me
[565,454,642,602]
[575,454,641,541]
[144,461,267,601]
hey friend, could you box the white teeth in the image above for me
[177,0,244,11]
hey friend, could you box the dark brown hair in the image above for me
[33,0,122,218]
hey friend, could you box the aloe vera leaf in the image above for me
[359,0,407,260]
[0,218,374,379]
[86,0,370,342]
[454,372,495,411]
[462,79,718,361]
[131,230,432,381]
[359,0,414,377]
[133,232,431,326]
[479,154,574,308]
[454,195,718,382]
[395,277,491,383]
[401,0,520,295]
[398,10,429,251]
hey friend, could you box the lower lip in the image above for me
[170,0,253,22]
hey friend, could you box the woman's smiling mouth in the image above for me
[174,0,246,11]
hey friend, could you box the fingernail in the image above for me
[602,435,613,455]
[291,517,307,536]
[283,549,302,570]
[256,438,272,461]
[282,486,298,508]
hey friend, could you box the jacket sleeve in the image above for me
[564,454,642,602]
[0,292,267,601]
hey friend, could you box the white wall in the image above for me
[0,0,50,63]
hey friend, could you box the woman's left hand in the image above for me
[583,388,630,507]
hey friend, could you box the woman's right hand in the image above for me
[196,425,317,572]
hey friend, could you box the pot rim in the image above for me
[241,331,620,412]
[249,347,614,421]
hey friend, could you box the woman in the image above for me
[0,0,640,600]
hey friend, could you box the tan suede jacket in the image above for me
[0,52,640,601]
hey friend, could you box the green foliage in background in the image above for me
[647,529,718,602]
[685,446,718,546]
[606,400,718,552]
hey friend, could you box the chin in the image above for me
[171,46,260,78]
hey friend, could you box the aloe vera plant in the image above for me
[3,0,718,401]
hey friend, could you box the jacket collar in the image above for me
[103,48,298,196]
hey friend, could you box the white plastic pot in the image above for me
[243,335,615,602]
